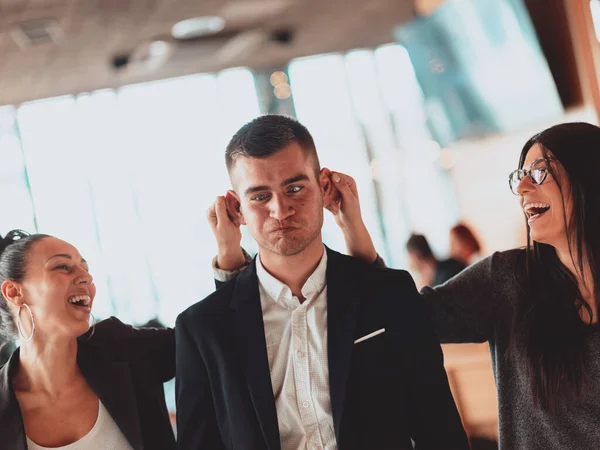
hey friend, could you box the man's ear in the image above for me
[319,168,336,209]
[1,280,23,308]
[225,190,246,226]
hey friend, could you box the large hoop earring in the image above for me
[16,304,35,342]
[87,312,96,339]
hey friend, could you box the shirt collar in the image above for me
[256,247,328,305]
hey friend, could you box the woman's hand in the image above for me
[327,172,378,263]
[207,196,246,270]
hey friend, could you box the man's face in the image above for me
[228,142,331,257]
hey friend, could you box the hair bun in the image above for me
[0,230,31,256]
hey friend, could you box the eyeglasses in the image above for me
[508,157,556,195]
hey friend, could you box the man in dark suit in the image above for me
[176,115,468,450]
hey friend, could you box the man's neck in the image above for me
[259,240,325,302]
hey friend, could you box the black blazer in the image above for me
[176,247,468,450]
[0,317,176,450]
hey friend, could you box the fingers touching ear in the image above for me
[320,168,340,212]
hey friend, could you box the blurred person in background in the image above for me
[0,230,175,450]
[216,122,600,450]
[449,223,483,266]
[406,233,466,288]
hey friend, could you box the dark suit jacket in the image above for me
[176,247,468,450]
[0,317,176,450]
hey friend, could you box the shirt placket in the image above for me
[291,301,325,450]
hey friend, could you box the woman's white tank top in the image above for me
[26,400,133,450]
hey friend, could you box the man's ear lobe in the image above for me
[225,190,246,226]
[1,280,23,308]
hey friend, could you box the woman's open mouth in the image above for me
[524,202,550,224]
[67,294,91,312]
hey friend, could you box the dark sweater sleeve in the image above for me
[420,251,515,344]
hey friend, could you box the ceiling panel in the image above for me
[0,0,415,105]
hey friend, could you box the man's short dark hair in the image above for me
[406,233,435,260]
[225,115,320,174]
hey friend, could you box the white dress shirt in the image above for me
[255,249,337,450]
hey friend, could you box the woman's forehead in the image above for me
[30,237,82,262]
[524,143,544,165]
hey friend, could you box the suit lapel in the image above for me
[231,260,280,450]
[0,348,27,449]
[77,346,143,450]
[326,248,361,442]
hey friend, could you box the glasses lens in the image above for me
[509,170,521,194]
[530,168,546,185]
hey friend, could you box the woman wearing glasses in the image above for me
[213,122,600,449]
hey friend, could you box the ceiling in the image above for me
[0,0,415,105]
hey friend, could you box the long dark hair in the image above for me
[513,122,600,411]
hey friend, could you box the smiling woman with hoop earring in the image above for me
[0,230,175,450]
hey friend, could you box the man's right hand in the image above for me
[207,196,246,270]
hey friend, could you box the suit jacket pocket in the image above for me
[352,332,406,378]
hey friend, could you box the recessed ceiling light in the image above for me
[171,16,226,40]
[11,18,64,49]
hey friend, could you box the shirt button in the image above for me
[296,350,304,358]
[302,401,309,408]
